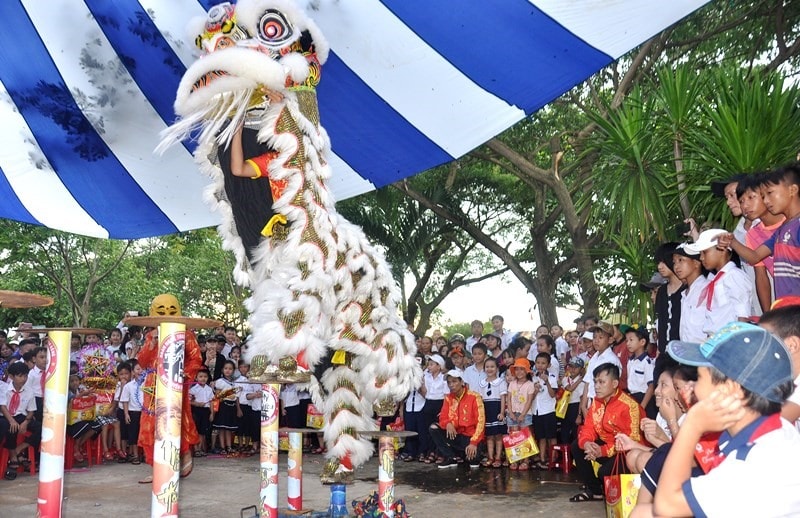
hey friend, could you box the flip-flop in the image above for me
[569,492,603,502]
[138,476,153,484]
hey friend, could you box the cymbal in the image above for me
[124,316,223,329]
[0,290,54,309]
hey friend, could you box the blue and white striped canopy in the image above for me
[0,1,710,239]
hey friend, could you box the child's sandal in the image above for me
[480,457,491,467]
[492,460,502,468]
[509,462,518,471]
[518,460,529,471]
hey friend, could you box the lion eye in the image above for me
[258,9,293,46]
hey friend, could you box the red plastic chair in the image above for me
[548,443,572,474]
[0,435,37,477]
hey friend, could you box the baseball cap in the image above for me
[710,173,748,197]
[638,272,667,292]
[666,322,792,403]
[673,242,700,259]
[588,321,614,336]
[568,357,585,368]
[581,331,594,341]
[428,354,446,368]
[685,229,728,254]
[445,369,463,379]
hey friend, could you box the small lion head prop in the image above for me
[149,293,181,317]
[159,0,329,150]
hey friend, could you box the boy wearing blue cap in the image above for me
[649,323,800,517]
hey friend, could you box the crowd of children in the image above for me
[0,324,313,481]
[1,164,799,514]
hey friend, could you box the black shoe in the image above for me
[438,458,459,469]
[469,460,481,468]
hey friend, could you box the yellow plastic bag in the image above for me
[306,404,324,429]
[555,389,571,419]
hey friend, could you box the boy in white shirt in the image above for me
[120,362,144,464]
[24,346,47,421]
[623,324,656,419]
[532,352,558,469]
[580,322,621,419]
[559,357,585,444]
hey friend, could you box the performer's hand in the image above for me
[125,414,131,424]
[9,421,19,433]
[583,441,601,461]
[465,444,478,460]
[446,423,457,440]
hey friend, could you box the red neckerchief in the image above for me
[8,388,21,414]
[698,270,726,310]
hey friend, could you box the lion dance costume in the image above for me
[137,294,204,477]
[159,0,421,483]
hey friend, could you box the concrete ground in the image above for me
[0,451,605,517]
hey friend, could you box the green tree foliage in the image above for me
[0,222,245,332]
[338,184,507,335]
